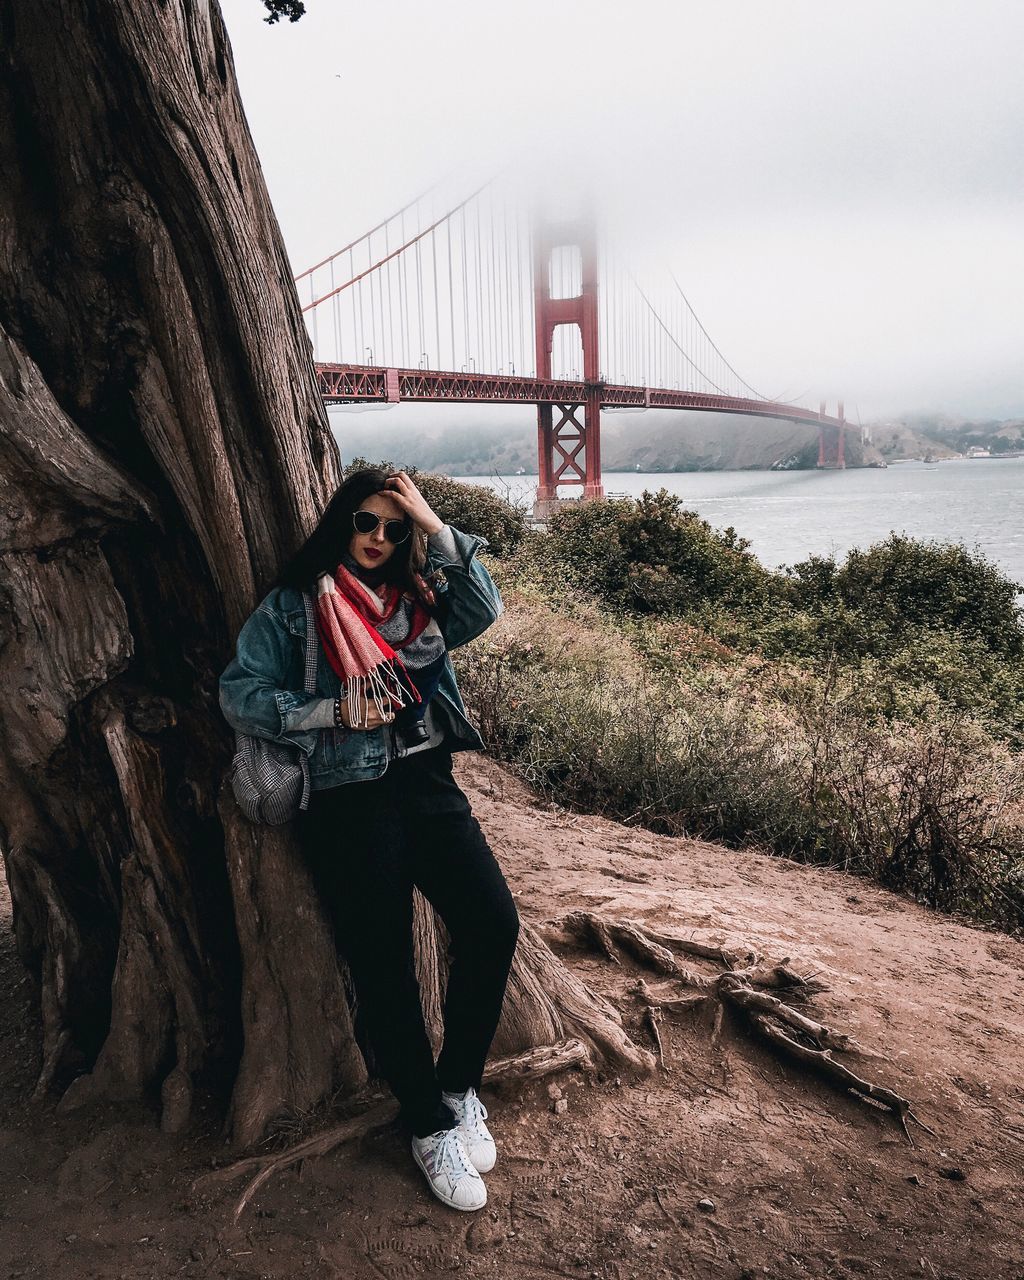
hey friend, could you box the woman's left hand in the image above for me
[383,471,444,536]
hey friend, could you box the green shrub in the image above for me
[544,488,781,614]
[455,591,1024,932]
[346,457,526,555]
[787,534,1024,658]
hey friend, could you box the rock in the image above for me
[553,1097,569,1115]
[938,1166,967,1182]
[546,1083,563,1101]
[160,1067,192,1134]
[466,1213,505,1253]
[906,1174,922,1186]
[57,1073,99,1114]
[697,1198,715,1213]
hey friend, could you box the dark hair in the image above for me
[275,467,426,592]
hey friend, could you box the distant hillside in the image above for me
[901,414,1024,455]
[865,421,958,462]
[333,411,871,474]
[600,412,847,471]
[331,409,1022,475]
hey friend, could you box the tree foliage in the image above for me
[262,0,306,22]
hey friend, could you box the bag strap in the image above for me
[301,591,318,693]
[297,591,318,811]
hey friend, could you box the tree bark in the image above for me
[0,0,650,1145]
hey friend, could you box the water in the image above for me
[453,457,1024,586]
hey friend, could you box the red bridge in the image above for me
[298,183,848,512]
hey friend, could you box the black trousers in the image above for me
[299,749,520,1138]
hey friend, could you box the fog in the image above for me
[221,0,1023,419]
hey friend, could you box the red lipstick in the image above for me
[364,547,383,560]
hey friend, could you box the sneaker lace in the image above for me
[462,1089,488,1136]
[435,1127,474,1179]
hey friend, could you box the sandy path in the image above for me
[2,754,1023,1279]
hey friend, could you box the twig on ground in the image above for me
[195,1038,593,1221]
[644,1004,665,1066]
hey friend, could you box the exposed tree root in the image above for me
[546,913,713,989]
[549,910,924,1140]
[630,978,706,1015]
[633,924,749,970]
[719,978,859,1053]
[484,1035,592,1082]
[500,922,656,1075]
[748,1015,934,1142]
[199,1100,400,1223]
[195,1037,593,1221]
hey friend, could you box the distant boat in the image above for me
[868,460,888,469]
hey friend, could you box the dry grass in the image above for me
[456,587,1024,933]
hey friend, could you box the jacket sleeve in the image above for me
[426,525,504,650]
[218,600,320,757]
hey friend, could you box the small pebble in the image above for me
[546,1083,563,1101]
[697,1198,715,1213]
[553,1097,569,1115]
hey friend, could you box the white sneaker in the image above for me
[441,1086,497,1174]
[411,1126,487,1212]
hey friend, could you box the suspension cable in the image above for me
[302,182,491,314]
[668,272,764,399]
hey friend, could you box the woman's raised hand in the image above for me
[383,472,444,536]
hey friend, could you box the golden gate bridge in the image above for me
[296,181,848,513]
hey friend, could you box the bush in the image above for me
[543,488,781,614]
[346,457,526,555]
[787,534,1024,658]
[455,589,1024,932]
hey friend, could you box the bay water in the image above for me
[453,457,1024,588]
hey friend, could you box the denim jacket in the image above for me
[219,526,501,789]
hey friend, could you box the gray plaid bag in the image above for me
[230,592,318,825]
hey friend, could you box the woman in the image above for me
[219,468,520,1213]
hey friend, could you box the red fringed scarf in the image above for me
[315,566,433,724]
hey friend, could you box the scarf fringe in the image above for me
[345,663,417,728]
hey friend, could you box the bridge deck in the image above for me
[315,364,845,430]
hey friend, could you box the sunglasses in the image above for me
[352,510,411,544]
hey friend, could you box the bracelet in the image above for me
[333,696,346,728]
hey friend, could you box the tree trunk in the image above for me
[0,0,649,1146]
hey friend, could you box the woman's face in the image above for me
[348,491,408,572]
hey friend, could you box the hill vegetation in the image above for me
[404,472,1024,933]
[333,412,1022,474]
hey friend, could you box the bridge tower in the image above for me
[816,400,847,469]
[533,218,604,518]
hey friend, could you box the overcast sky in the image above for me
[221,0,1023,420]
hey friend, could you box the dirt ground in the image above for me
[3,754,1024,1280]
